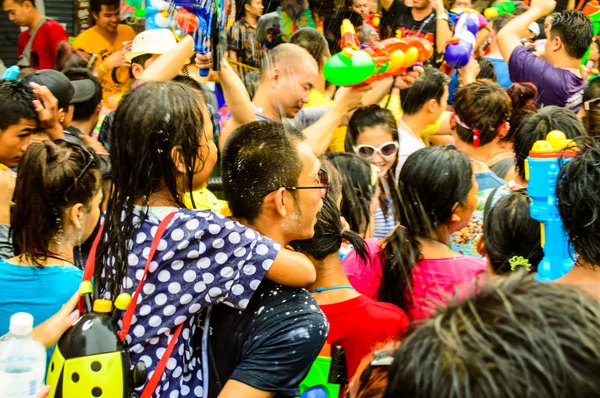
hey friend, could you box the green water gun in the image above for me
[298,344,347,398]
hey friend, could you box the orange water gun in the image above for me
[324,20,433,86]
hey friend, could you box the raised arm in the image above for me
[302,85,371,155]
[497,0,556,62]
[140,35,195,83]
[431,0,452,55]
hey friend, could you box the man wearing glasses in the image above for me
[200,120,329,398]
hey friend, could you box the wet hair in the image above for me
[97,81,208,299]
[222,120,305,223]
[290,196,369,264]
[63,68,102,121]
[513,106,586,181]
[483,189,543,274]
[400,68,450,115]
[582,78,600,137]
[324,152,375,236]
[380,146,473,309]
[549,10,593,59]
[11,140,101,267]
[476,57,496,81]
[90,0,119,14]
[0,80,37,131]
[504,82,537,143]
[345,105,399,224]
[453,81,511,147]
[173,75,205,92]
[319,157,343,206]
[557,137,600,266]
[492,13,515,33]
[55,41,89,71]
[383,272,600,398]
[289,28,330,69]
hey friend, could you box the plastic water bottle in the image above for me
[0,313,46,398]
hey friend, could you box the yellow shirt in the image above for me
[379,94,442,147]
[184,187,231,217]
[306,89,347,152]
[73,25,136,109]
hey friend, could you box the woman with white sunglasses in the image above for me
[345,105,399,239]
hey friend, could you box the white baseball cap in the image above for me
[528,22,540,37]
[125,28,178,63]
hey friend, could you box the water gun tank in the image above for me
[298,344,348,398]
[525,131,578,282]
[46,282,146,397]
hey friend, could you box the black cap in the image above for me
[21,69,97,110]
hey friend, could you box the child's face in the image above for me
[352,0,370,18]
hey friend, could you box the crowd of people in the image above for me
[1,0,600,396]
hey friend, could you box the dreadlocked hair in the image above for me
[96,81,208,298]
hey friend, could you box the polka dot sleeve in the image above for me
[124,209,281,339]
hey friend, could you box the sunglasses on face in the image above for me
[284,169,330,198]
[354,141,399,160]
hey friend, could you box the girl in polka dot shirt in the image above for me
[94,82,317,397]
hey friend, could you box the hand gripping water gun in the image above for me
[448,7,486,26]
[46,282,147,397]
[483,0,528,18]
[298,344,347,398]
[444,11,479,69]
[145,0,231,76]
[323,19,433,86]
[524,131,578,282]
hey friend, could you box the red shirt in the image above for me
[17,19,68,70]
[319,295,409,380]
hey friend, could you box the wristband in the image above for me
[436,13,449,20]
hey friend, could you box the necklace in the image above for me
[310,285,355,293]
[32,249,74,265]
[471,159,490,172]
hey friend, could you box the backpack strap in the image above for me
[82,222,104,282]
[140,323,184,398]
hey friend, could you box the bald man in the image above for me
[220,43,368,154]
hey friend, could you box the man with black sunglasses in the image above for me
[198,120,329,398]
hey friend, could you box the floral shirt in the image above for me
[101,207,281,397]
[228,18,262,68]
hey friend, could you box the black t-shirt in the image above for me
[201,279,329,397]
[380,0,454,67]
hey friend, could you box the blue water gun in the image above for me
[2,65,20,80]
[524,131,578,282]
